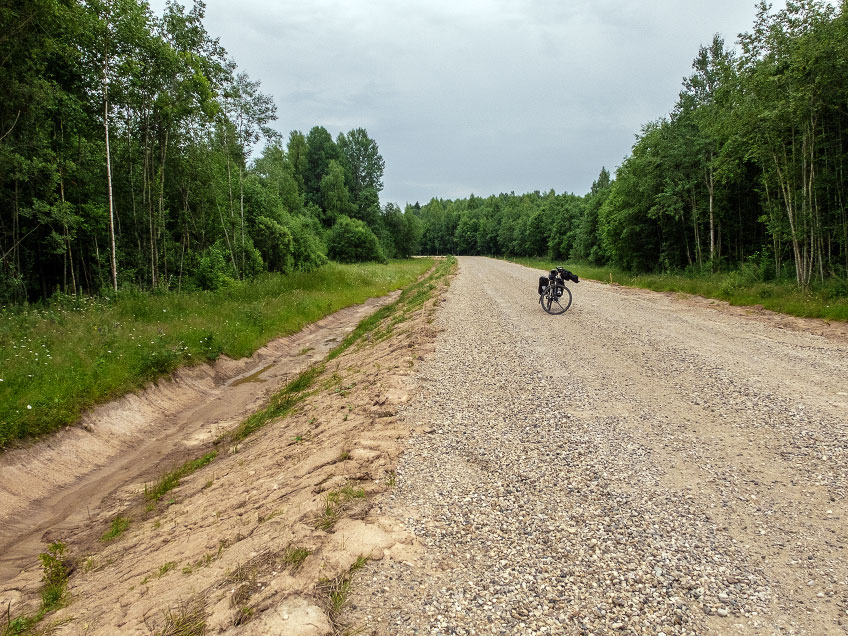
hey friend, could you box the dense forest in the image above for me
[0,0,421,303]
[4,1,847,303]
[413,1,848,289]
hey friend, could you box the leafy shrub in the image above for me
[254,216,295,273]
[251,214,327,273]
[288,214,328,272]
[40,541,68,610]
[194,243,236,291]
[0,270,26,305]
[327,216,386,263]
[241,239,266,279]
[819,275,848,300]
[719,271,744,297]
[196,332,223,360]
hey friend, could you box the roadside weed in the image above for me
[151,597,206,636]
[283,546,311,574]
[145,451,217,503]
[385,470,397,487]
[1,542,69,636]
[315,483,366,532]
[100,516,130,542]
[318,555,370,633]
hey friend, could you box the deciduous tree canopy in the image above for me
[0,0,416,302]
[414,1,848,291]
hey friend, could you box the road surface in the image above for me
[349,256,848,636]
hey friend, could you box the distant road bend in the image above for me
[349,256,848,636]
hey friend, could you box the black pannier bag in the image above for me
[560,269,579,283]
[538,276,549,295]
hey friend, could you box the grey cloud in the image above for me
[150,0,790,205]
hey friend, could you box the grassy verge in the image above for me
[0,260,433,447]
[222,366,323,445]
[509,257,848,322]
[1,258,454,635]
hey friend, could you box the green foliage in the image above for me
[319,159,356,226]
[337,128,386,206]
[286,215,328,272]
[327,255,455,361]
[283,546,311,574]
[0,0,387,304]
[223,256,449,446]
[39,541,68,611]
[0,260,431,446]
[415,3,848,296]
[327,216,387,263]
[304,126,340,208]
[382,203,422,258]
[146,451,218,503]
[101,516,131,542]
[253,216,294,273]
[1,541,70,635]
[192,243,237,291]
[225,365,322,444]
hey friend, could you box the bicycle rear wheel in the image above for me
[540,284,572,314]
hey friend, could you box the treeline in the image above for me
[410,178,607,264]
[414,1,848,289]
[0,0,420,303]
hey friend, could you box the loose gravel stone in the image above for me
[348,257,848,636]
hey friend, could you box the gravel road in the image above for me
[348,256,848,636]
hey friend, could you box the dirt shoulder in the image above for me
[0,291,400,582]
[0,261,453,635]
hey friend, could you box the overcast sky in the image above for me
[151,0,790,206]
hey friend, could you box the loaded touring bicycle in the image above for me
[538,267,579,314]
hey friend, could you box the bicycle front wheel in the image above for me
[541,284,572,315]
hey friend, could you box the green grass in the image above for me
[327,256,455,361]
[157,561,177,578]
[0,258,452,636]
[145,256,451,513]
[282,546,311,574]
[318,555,370,632]
[510,257,848,322]
[315,483,366,532]
[223,365,324,444]
[145,451,217,503]
[0,260,433,447]
[2,542,68,636]
[100,515,130,542]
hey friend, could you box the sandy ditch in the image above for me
[0,266,451,634]
[0,292,403,581]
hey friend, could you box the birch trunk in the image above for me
[104,47,118,292]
